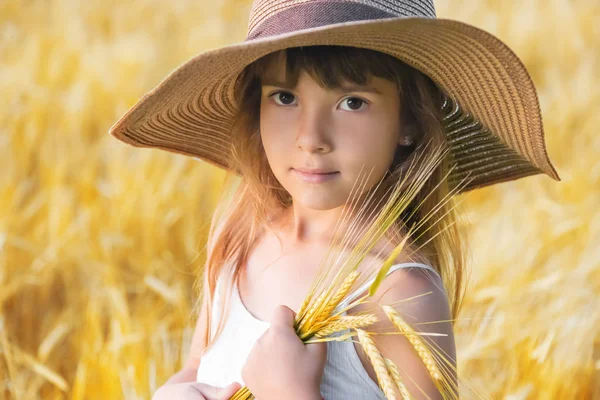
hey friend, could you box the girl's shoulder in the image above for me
[360,234,433,270]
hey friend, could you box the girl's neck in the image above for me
[265,205,375,256]
[263,205,428,271]
[270,204,347,245]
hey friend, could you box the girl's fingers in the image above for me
[306,341,327,363]
[217,382,243,399]
[194,382,242,400]
[270,304,296,328]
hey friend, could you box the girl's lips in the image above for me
[292,168,339,183]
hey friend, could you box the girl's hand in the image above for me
[152,381,241,400]
[242,305,327,400]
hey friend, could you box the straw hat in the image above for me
[108,0,560,193]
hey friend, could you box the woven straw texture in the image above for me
[109,0,560,192]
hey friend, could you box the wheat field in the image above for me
[0,0,598,399]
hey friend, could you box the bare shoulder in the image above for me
[377,264,447,308]
[350,264,456,398]
[352,264,450,327]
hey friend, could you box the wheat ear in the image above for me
[299,271,361,339]
[314,314,377,338]
[382,305,442,381]
[297,289,330,333]
[229,386,252,400]
[356,329,398,400]
[318,271,360,320]
[384,358,414,400]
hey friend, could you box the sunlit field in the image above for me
[1,0,598,398]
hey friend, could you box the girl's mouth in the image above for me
[292,168,339,183]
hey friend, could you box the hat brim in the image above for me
[108,16,560,192]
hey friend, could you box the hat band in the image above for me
[246,2,399,41]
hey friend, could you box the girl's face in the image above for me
[259,62,404,211]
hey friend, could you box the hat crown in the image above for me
[247,0,437,40]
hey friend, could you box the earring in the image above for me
[401,135,413,146]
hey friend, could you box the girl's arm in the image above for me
[360,268,458,399]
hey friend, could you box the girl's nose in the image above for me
[295,107,332,154]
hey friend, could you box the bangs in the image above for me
[251,45,407,89]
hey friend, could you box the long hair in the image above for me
[195,46,469,353]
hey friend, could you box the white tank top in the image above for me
[196,263,441,399]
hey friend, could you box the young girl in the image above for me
[109,1,560,399]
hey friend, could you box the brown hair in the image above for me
[195,45,469,353]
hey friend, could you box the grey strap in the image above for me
[334,263,441,313]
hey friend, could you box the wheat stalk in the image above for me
[318,271,360,321]
[296,289,331,334]
[314,314,377,338]
[384,358,414,400]
[382,305,442,381]
[298,271,361,340]
[357,329,398,400]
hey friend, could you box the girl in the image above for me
[109,1,560,399]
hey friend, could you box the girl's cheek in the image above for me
[337,116,398,166]
[337,115,389,146]
[262,109,297,142]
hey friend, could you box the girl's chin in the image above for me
[289,191,348,211]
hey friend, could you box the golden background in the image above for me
[1,0,598,398]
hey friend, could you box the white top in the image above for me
[196,263,441,399]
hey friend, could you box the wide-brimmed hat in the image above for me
[108,0,560,193]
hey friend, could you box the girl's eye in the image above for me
[339,97,368,111]
[270,91,297,106]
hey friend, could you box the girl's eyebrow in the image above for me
[261,78,293,88]
[261,78,382,95]
[336,84,382,95]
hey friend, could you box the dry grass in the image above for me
[0,0,598,399]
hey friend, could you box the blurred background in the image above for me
[0,0,598,398]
